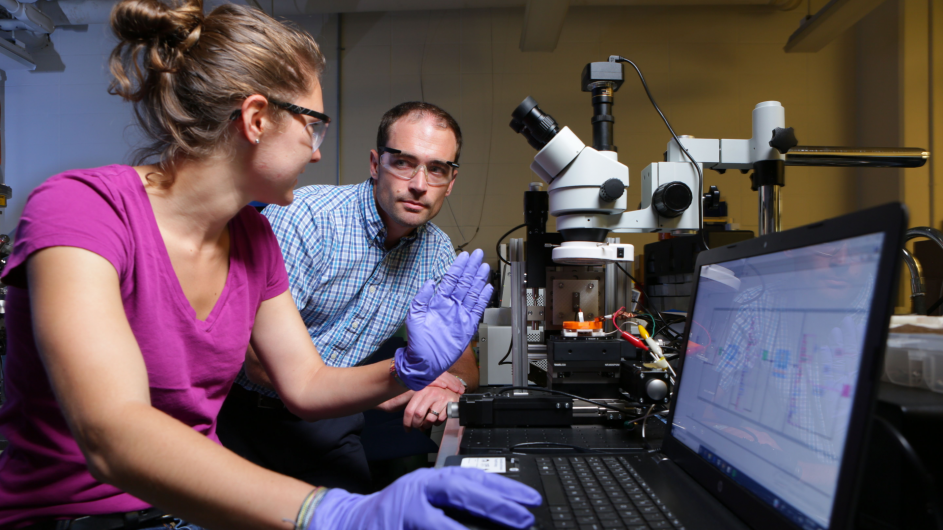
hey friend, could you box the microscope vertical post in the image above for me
[751,102,788,235]
[509,238,529,392]
[758,185,782,235]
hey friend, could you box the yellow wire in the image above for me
[638,323,650,339]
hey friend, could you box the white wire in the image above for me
[641,405,656,439]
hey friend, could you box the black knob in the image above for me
[652,182,692,218]
[599,179,625,202]
[769,127,798,154]
[645,378,669,402]
[702,185,720,210]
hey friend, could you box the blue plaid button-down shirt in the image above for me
[235,179,455,397]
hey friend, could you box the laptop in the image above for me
[446,203,906,530]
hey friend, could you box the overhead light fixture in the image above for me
[784,0,885,53]
[0,37,36,71]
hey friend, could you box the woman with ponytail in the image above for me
[0,1,539,529]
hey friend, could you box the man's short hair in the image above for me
[377,102,463,163]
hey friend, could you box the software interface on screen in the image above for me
[670,233,885,530]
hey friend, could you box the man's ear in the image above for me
[444,170,457,197]
[369,149,380,180]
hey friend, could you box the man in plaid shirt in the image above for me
[216,102,479,493]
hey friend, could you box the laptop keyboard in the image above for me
[536,455,685,530]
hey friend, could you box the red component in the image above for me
[611,306,648,351]
[620,331,649,351]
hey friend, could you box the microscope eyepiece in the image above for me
[509,96,560,150]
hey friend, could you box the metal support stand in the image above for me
[751,159,785,236]
[604,237,621,331]
[752,146,928,235]
[757,184,781,236]
[509,238,529,393]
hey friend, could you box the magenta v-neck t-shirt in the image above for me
[0,165,289,526]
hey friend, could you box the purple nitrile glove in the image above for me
[309,467,542,530]
[395,249,493,391]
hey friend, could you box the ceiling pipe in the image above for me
[0,0,54,33]
[41,0,787,27]
[51,0,260,24]
[48,0,781,21]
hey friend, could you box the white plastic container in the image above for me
[884,332,943,393]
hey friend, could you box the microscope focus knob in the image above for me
[769,127,799,154]
[703,185,720,210]
[599,178,625,202]
[652,182,692,218]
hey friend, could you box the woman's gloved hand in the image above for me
[309,467,542,530]
[395,249,492,391]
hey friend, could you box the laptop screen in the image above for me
[670,232,885,530]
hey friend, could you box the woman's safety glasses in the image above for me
[377,146,459,187]
[230,97,331,154]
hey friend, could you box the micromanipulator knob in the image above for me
[599,178,625,202]
[652,182,692,218]
[646,379,669,402]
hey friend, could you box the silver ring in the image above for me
[429,409,440,417]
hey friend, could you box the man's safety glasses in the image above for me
[377,146,459,187]
[230,98,331,154]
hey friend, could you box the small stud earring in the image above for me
[254,138,261,144]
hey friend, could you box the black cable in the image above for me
[612,263,682,343]
[509,442,597,454]
[453,18,497,253]
[926,294,943,316]
[498,337,513,365]
[444,197,468,250]
[609,56,708,251]
[496,223,527,266]
[495,386,630,414]
[616,262,638,285]
[655,312,686,340]
[614,263,682,341]
[872,417,943,529]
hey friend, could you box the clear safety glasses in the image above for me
[377,146,459,187]
[230,98,332,154]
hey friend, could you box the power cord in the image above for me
[926,294,943,316]
[609,55,708,251]
[498,337,513,365]
[495,223,527,267]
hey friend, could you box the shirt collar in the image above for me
[359,179,425,250]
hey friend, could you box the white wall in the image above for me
[0,15,340,234]
[338,6,858,266]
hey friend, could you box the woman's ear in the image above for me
[237,94,271,144]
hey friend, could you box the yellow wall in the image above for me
[855,0,943,311]
[339,5,860,266]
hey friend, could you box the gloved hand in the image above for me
[309,467,542,530]
[396,249,492,391]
